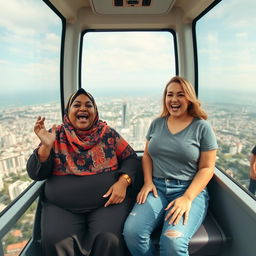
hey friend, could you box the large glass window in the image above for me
[82,31,176,150]
[0,0,62,216]
[196,0,256,197]
[2,201,38,255]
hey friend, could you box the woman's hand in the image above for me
[165,195,192,225]
[136,182,158,204]
[34,116,56,148]
[103,178,128,207]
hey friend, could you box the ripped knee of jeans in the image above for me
[164,230,183,238]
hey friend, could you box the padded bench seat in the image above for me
[149,210,226,256]
[189,211,226,255]
[22,159,227,256]
[23,210,225,256]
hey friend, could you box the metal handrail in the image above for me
[0,181,45,255]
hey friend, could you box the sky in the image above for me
[0,0,60,95]
[197,0,256,93]
[82,31,175,97]
[0,0,256,103]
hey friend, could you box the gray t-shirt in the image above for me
[146,117,218,181]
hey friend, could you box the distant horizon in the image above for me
[0,87,255,110]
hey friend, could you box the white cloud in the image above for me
[0,58,59,92]
[41,33,61,52]
[0,0,61,92]
[82,32,175,89]
[207,33,218,44]
[201,0,256,33]
[235,32,248,40]
[1,0,255,98]
[197,0,256,93]
[0,0,59,36]
[0,0,61,58]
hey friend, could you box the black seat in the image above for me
[188,211,226,255]
[22,158,227,256]
[148,210,225,256]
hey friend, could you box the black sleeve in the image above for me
[118,152,139,185]
[26,149,54,181]
[252,145,256,155]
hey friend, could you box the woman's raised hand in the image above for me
[34,116,56,148]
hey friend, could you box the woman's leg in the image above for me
[41,202,87,256]
[123,189,168,256]
[86,198,131,256]
[159,188,209,256]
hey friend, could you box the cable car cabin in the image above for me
[0,0,256,255]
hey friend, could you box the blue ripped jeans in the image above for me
[123,177,209,256]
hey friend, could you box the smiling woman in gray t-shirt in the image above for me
[124,76,218,256]
[147,116,217,181]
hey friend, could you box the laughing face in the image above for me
[165,82,190,118]
[68,94,97,130]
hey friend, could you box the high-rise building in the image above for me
[134,117,151,141]
[122,102,128,128]
[236,142,243,154]
[229,144,237,155]
[0,173,3,191]
[8,180,31,200]
[1,132,17,147]
[0,153,26,177]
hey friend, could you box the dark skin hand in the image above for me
[34,116,56,147]
[103,177,129,207]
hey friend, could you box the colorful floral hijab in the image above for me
[52,89,134,175]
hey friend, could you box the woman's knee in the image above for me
[159,231,189,254]
[42,227,68,246]
[95,232,119,246]
[123,216,132,236]
[123,214,141,241]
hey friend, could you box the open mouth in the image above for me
[170,104,181,110]
[76,114,89,121]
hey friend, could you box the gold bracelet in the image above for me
[120,174,132,185]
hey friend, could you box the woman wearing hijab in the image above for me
[27,88,138,256]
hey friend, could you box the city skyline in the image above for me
[1,95,255,177]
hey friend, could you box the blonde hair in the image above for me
[160,76,207,120]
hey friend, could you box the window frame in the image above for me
[192,0,256,200]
